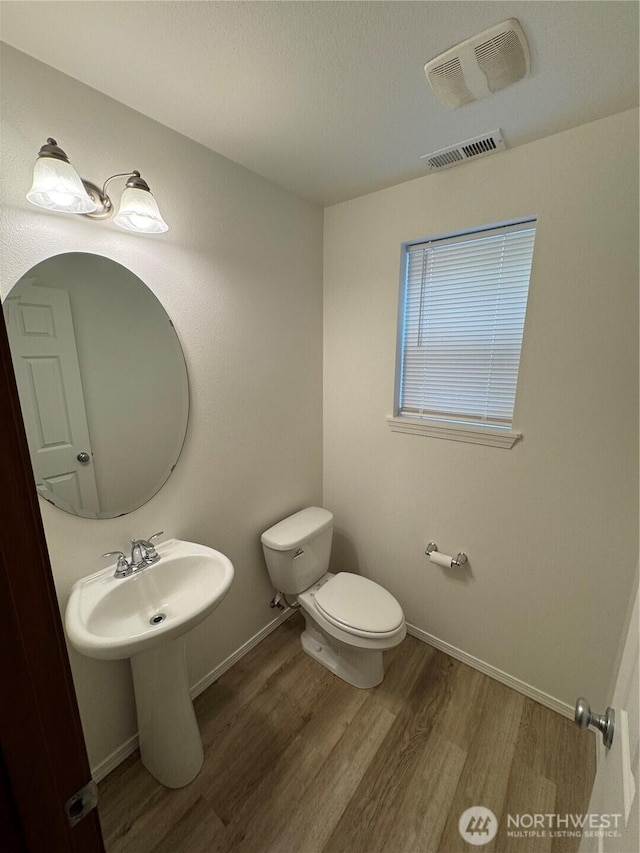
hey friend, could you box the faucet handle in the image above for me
[142,532,164,557]
[133,532,164,547]
[130,532,164,567]
[102,551,131,578]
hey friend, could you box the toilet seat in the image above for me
[313,572,404,639]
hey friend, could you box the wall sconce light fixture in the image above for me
[26,138,169,234]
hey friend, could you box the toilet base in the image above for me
[300,615,384,689]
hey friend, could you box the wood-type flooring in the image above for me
[98,613,595,853]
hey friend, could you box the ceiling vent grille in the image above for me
[420,130,506,173]
[424,19,530,108]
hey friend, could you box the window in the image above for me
[389,219,536,448]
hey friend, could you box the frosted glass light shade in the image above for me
[26,157,97,214]
[113,187,169,234]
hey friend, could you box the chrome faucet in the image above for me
[130,531,164,569]
[102,531,164,578]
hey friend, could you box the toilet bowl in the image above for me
[261,507,406,688]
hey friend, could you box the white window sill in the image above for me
[386,415,522,449]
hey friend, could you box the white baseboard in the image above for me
[92,733,139,783]
[406,622,574,720]
[90,608,294,783]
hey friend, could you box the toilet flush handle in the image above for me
[293,548,305,559]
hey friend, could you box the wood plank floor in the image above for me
[98,614,595,853]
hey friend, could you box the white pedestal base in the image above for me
[130,636,203,788]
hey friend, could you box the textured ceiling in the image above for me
[1,1,638,206]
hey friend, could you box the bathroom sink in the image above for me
[65,537,234,788]
[66,538,234,660]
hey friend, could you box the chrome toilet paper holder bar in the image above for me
[425,542,468,567]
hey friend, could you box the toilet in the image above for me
[261,507,406,688]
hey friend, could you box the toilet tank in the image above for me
[261,507,333,594]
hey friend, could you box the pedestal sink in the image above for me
[65,539,234,788]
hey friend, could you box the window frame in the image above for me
[389,217,537,449]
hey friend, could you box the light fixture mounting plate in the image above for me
[81,180,113,219]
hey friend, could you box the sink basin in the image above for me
[66,538,234,659]
[65,538,234,788]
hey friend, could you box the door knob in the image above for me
[575,697,615,749]
[77,452,90,464]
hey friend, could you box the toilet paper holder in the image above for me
[425,542,468,567]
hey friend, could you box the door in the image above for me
[579,588,639,852]
[4,283,100,513]
[0,303,105,852]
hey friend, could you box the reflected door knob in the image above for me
[77,452,91,465]
[575,697,615,748]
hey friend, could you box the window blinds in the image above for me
[399,221,536,425]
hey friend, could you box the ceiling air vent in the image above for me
[424,19,530,109]
[420,130,506,173]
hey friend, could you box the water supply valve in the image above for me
[270,592,285,610]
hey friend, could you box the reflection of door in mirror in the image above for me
[5,282,100,514]
[4,253,189,519]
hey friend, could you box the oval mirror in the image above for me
[3,253,189,518]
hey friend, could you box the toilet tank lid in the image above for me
[261,507,333,551]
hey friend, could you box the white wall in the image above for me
[0,45,323,769]
[323,109,639,711]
